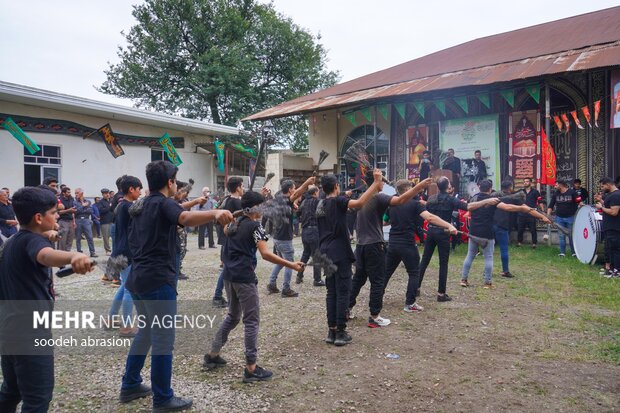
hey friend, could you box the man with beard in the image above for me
[595,177,620,278]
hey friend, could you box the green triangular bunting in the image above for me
[500,89,515,107]
[434,100,446,116]
[525,84,540,103]
[476,93,491,109]
[360,107,372,122]
[378,104,390,121]
[394,103,406,120]
[413,101,425,118]
[344,112,357,126]
[454,96,468,114]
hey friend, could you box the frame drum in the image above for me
[572,205,604,265]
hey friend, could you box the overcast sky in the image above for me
[0,0,617,108]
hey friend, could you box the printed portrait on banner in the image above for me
[611,70,620,129]
[406,125,428,183]
[510,111,539,188]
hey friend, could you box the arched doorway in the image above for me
[339,125,388,184]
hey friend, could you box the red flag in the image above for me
[540,129,556,186]
[570,110,584,129]
[553,115,563,131]
[561,113,570,134]
[581,106,592,127]
[594,100,601,127]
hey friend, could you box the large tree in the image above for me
[99,0,339,149]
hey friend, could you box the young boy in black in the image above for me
[204,191,304,382]
[0,187,93,413]
[317,170,382,346]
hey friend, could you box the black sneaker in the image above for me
[437,293,452,302]
[267,283,280,294]
[295,273,304,284]
[203,354,227,370]
[243,365,273,383]
[212,297,228,308]
[334,330,352,346]
[153,396,193,412]
[178,273,189,280]
[281,288,299,298]
[313,280,326,287]
[325,329,336,344]
[90,253,99,258]
[501,272,514,278]
[119,383,151,403]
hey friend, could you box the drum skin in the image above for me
[572,205,603,265]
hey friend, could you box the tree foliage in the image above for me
[99,0,339,149]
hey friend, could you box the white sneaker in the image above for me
[558,253,566,258]
[403,303,424,313]
[368,315,391,328]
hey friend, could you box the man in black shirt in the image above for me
[0,187,92,413]
[419,177,498,301]
[295,186,325,286]
[120,161,233,412]
[472,150,488,183]
[517,178,541,248]
[461,180,550,288]
[57,186,76,251]
[419,150,433,180]
[74,188,97,258]
[573,179,589,204]
[442,148,461,191]
[345,177,360,239]
[97,188,114,254]
[0,189,17,244]
[547,180,582,257]
[595,177,620,277]
[383,180,457,311]
[493,181,524,278]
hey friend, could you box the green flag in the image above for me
[159,133,183,166]
[454,96,468,114]
[378,104,389,121]
[476,93,491,109]
[344,112,357,126]
[413,101,425,118]
[500,89,515,107]
[215,140,225,171]
[2,117,40,155]
[525,84,540,103]
[394,103,406,120]
[434,100,446,116]
[360,107,372,122]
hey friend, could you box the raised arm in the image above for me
[178,209,233,227]
[389,178,433,206]
[290,176,316,203]
[349,169,382,209]
[467,197,500,211]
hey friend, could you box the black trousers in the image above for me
[326,261,353,329]
[517,215,538,244]
[198,222,215,248]
[0,355,54,413]
[349,242,386,316]
[384,242,420,305]
[605,231,620,270]
[298,227,321,282]
[419,228,451,294]
[346,210,357,237]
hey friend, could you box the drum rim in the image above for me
[572,205,601,264]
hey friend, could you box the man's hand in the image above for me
[345,190,353,197]
[487,197,501,205]
[305,176,316,186]
[195,196,207,206]
[215,210,234,226]
[448,225,458,235]
[71,222,77,230]
[70,253,94,275]
[43,230,59,243]
[261,187,271,198]
[418,178,433,188]
[373,169,383,183]
[5,220,18,226]
[595,202,603,209]
[290,261,305,272]
[542,215,552,224]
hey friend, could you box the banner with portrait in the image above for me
[508,110,539,188]
[406,125,428,183]
[611,69,620,129]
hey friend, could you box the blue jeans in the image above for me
[75,218,95,255]
[493,225,510,272]
[109,265,134,327]
[269,239,294,289]
[461,237,495,283]
[121,283,176,407]
[213,267,225,300]
[555,216,574,254]
[0,355,54,413]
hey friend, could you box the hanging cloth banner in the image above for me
[434,100,446,116]
[594,100,601,127]
[215,140,225,172]
[378,104,390,121]
[231,143,256,156]
[581,106,592,127]
[158,133,183,166]
[561,113,571,134]
[249,158,257,184]
[413,101,425,118]
[344,112,357,126]
[540,128,557,186]
[525,85,540,103]
[570,110,584,129]
[360,107,372,123]
[500,89,515,107]
[476,93,491,109]
[454,96,468,114]
[553,115,563,131]
[2,117,40,155]
[394,103,406,120]
[86,123,125,158]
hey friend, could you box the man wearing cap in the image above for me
[96,188,114,255]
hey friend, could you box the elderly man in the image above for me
[0,189,18,244]
[74,188,98,258]
[197,187,216,249]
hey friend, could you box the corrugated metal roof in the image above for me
[244,6,620,121]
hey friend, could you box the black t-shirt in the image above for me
[442,157,461,175]
[112,199,132,261]
[425,192,468,222]
[97,198,114,224]
[387,199,426,244]
[602,190,620,233]
[58,196,75,221]
[469,193,497,239]
[126,193,183,294]
[549,189,579,218]
[575,187,589,204]
[318,196,355,264]
[222,217,268,284]
[518,188,541,217]
[217,196,242,246]
[299,196,319,228]
[272,194,294,241]
[473,159,487,181]
[355,193,393,245]
[494,193,522,230]
[419,158,432,180]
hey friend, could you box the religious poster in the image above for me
[611,69,620,129]
[509,110,539,188]
[406,125,428,183]
[551,128,576,183]
[439,115,500,196]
